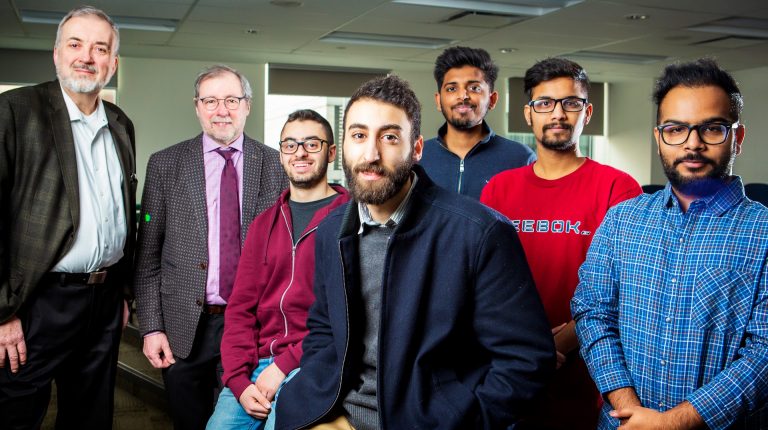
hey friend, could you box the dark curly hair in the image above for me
[523,57,589,99]
[652,58,743,123]
[344,75,421,144]
[433,46,498,91]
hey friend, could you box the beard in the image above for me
[56,63,109,94]
[442,102,482,130]
[540,122,577,152]
[661,151,734,197]
[288,154,329,190]
[343,155,413,205]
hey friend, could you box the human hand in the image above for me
[0,316,26,373]
[122,299,130,329]
[142,332,176,368]
[254,362,287,402]
[238,383,273,418]
[610,406,665,429]
[551,323,567,369]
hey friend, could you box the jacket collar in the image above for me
[339,164,436,239]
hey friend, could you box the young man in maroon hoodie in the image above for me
[206,109,349,429]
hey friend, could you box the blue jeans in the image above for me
[206,358,298,430]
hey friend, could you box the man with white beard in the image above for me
[0,6,137,429]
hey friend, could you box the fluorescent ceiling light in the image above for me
[391,0,582,16]
[563,50,667,65]
[320,31,454,49]
[688,17,768,39]
[20,9,178,32]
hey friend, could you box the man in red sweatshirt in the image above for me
[206,109,349,430]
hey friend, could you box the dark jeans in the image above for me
[162,312,224,430]
[0,276,123,429]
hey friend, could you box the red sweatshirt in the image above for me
[221,185,350,399]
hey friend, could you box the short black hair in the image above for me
[344,75,421,144]
[523,57,590,99]
[653,58,743,123]
[434,46,499,91]
[282,109,334,145]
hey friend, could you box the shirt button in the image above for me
[660,360,666,366]
[679,237,683,243]
[665,317,672,323]
[671,278,677,283]
[659,402,664,408]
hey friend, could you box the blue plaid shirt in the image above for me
[572,177,768,430]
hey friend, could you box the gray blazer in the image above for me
[0,80,137,323]
[134,134,287,359]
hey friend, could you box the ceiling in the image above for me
[2,0,768,82]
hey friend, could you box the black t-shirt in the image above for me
[288,193,338,244]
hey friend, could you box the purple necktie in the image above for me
[215,148,240,302]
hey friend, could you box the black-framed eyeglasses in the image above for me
[656,122,739,146]
[528,97,588,113]
[195,96,248,111]
[279,138,328,154]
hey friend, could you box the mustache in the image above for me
[674,153,713,166]
[452,101,476,109]
[211,116,233,123]
[543,122,573,131]
[72,63,97,73]
[353,162,387,176]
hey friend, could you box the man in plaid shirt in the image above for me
[572,58,768,430]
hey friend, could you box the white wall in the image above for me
[604,79,655,185]
[732,66,768,184]
[118,57,267,199]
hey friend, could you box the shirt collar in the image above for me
[357,172,419,234]
[203,133,244,154]
[663,176,745,216]
[436,121,494,145]
[60,84,107,126]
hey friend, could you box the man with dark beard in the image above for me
[420,46,535,199]
[481,58,640,429]
[0,6,136,428]
[275,75,554,430]
[572,58,768,429]
[206,109,349,430]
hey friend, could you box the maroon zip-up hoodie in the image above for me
[221,184,350,399]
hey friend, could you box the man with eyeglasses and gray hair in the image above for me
[481,57,641,429]
[0,6,136,428]
[572,58,768,429]
[135,64,287,429]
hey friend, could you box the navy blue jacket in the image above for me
[420,122,536,199]
[275,166,554,429]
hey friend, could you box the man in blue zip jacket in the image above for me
[275,75,554,429]
[420,46,535,199]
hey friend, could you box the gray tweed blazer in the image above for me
[0,80,137,324]
[134,134,287,359]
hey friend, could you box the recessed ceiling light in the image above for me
[392,0,583,17]
[320,31,454,49]
[499,48,517,54]
[245,29,258,35]
[20,9,178,32]
[625,14,649,21]
[563,50,667,65]
[270,0,303,7]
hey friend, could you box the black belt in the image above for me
[202,304,226,315]
[45,270,108,285]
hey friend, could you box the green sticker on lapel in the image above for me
[144,213,151,222]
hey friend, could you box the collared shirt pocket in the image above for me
[693,267,754,335]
